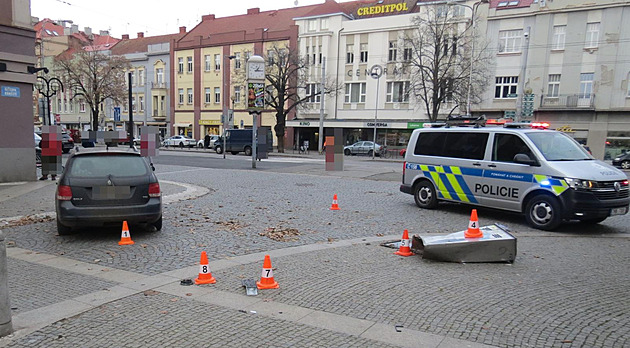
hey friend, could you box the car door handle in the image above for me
[472,162,481,166]
[488,164,497,168]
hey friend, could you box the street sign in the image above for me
[114,107,121,122]
[504,110,516,119]
[507,93,518,98]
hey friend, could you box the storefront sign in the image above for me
[199,119,221,125]
[1,86,20,98]
[556,125,575,133]
[407,122,425,129]
[366,122,389,128]
[299,121,311,126]
[357,2,409,16]
[347,66,408,77]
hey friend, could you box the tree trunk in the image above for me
[92,108,99,131]
[274,112,286,153]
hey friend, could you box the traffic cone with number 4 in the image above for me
[195,251,216,284]
[257,255,279,289]
[330,194,340,210]
[118,221,134,245]
[395,229,413,257]
[465,209,483,239]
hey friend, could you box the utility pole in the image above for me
[318,58,326,154]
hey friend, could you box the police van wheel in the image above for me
[414,181,437,209]
[215,146,223,154]
[525,194,562,230]
[244,146,252,156]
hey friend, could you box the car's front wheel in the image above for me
[414,180,438,209]
[215,145,223,154]
[178,142,184,148]
[57,219,72,235]
[622,160,630,169]
[244,146,252,156]
[367,150,373,157]
[344,149,351,156]
[525,194,562,230]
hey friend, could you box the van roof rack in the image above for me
[445,115,486,128]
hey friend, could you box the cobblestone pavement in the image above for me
[1,161,628,347]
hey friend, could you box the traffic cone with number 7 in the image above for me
[394,229,413,257]
[465,209,483,239]
[195,251,216,284]
[256,255,279,289]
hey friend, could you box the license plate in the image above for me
[93,186,131,199]
[611,207,628,216]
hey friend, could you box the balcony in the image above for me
[151,82,167,90]
[540,94,595,110]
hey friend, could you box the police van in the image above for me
[400,119,629,230]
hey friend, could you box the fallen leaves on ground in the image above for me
[259,227,300,242]
[0,215,54,228]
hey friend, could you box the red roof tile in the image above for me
[34,19,65,40]
[110,33,186,55]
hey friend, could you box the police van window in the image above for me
[492,133,533,162]
[414,132,446,156]
[526,132,591,161]
[443,132,488,160]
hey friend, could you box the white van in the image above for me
[400,123,629,230]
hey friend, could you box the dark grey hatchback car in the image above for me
[55,148,162,235]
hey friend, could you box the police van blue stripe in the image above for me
[459,167,483,177]
[455,175,479,204]
[438,173,460,201]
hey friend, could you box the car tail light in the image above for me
[148,183,161,197]
[57,185,72,201]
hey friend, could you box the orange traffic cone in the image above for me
[256,255,279,289]
[330,194,340,210]
[464,209,483,238]
[394,229,413,257]
[194,251,216,284]
[118,221,134,245]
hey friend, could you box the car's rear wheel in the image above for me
[179,142,184,148]
[152,216,162,231]
[57,219,72,235]
[244,146,252,156]
[525,194,562,230]
[622,160,630,169]
[414,180,438,209]
[367,150,373,157]
[344,149,351,155]
[215,145,223,154]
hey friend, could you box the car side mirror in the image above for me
[513,153,539,166]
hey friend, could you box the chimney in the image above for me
[122,34,129,40]
[71,24,78,33]
[247,8,260,15]
[179,26,186,34]
[84,27,92,36]
[202,14,215,21]
[137,32,144,38]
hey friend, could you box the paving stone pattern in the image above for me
[209,239,629,348]
[4,292,398,348]
[6,258,119,314]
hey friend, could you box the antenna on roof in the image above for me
[294,0,298,6]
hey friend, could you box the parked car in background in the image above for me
[119,136,140,146]
[612,152,630,169]
[162,135,195,148]
[344,141,383,156]
[35,129,74,153]
[214,129,253,155]
[197,135,220,149]
[55,148,162,235]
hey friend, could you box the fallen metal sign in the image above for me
[242,279,258,296]
[411,224,516,263]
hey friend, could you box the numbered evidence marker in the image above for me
[464,209,483,239]
[395,229,413,257]
[256,255,279,289]
[118,221,135,245]
[195,251,216,284]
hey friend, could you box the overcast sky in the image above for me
[31,0,332,38]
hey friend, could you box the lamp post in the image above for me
[222,54,236,159]
[369,64,383,160]
[451,0,488,115]
[35,75,64,126]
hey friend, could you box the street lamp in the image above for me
[369,64,383,159]
[35,74,64,126]
[450,0,488,115]
[222,54,236,159]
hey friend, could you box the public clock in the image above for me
[248,62,265,80]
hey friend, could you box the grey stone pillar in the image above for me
[0,230,13,337]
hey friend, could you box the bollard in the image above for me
[0,230,13,337]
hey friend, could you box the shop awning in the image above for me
[147,122,167,126]
[173,123,192,128]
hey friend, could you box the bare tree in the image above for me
[406,5,493,122]
[55,50,130,130]
[234,45,339,152]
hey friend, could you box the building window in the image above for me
[139,70,145,86]
[234,52,241,69]
[452,5,465,17]
[305,83,321,103]
[130,71,136,86]
[305,46,310,65]
[403,44,413,61]
[178,58,183,73]
[205,87,211,104]
[205,55,211,71]
[69,99,73,112]
[139,96,144,111]
[214,87,220,103]
[57,99,61,113]
[552,25,566,50]
[547,74,560,97]
[579,73,594,97]
[187,57,193,73]
[321,18,328,30]
[187,88,193,104]
[244,51,251,62]
[388,41,397,62]
[437,5,448,18]
[360,43,368,63]
[214,54,221,70]
[318,45,322,65]
[160,96,165,111]
[585,22,599,48]
[498,29,522,53]
[268,50,275,65]
[627,72,630,97]
[346,44,354,64]
[63,98,67,112]
[156,68,164,84]
[344,82,366,103]
[234,86,242,104]
[308,19,316,31]
[123,102,128,112]
[311,46,316,66]
[494,76,518,98]
[79,99,86,112]
[178,89,184,105]
[132,96,136,111]
[386,81,410,103]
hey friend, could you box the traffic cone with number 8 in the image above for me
[465,209,483,239]
[195,251,216,284]
[256,255,279,289]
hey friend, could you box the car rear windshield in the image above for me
[69,155,148,177]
